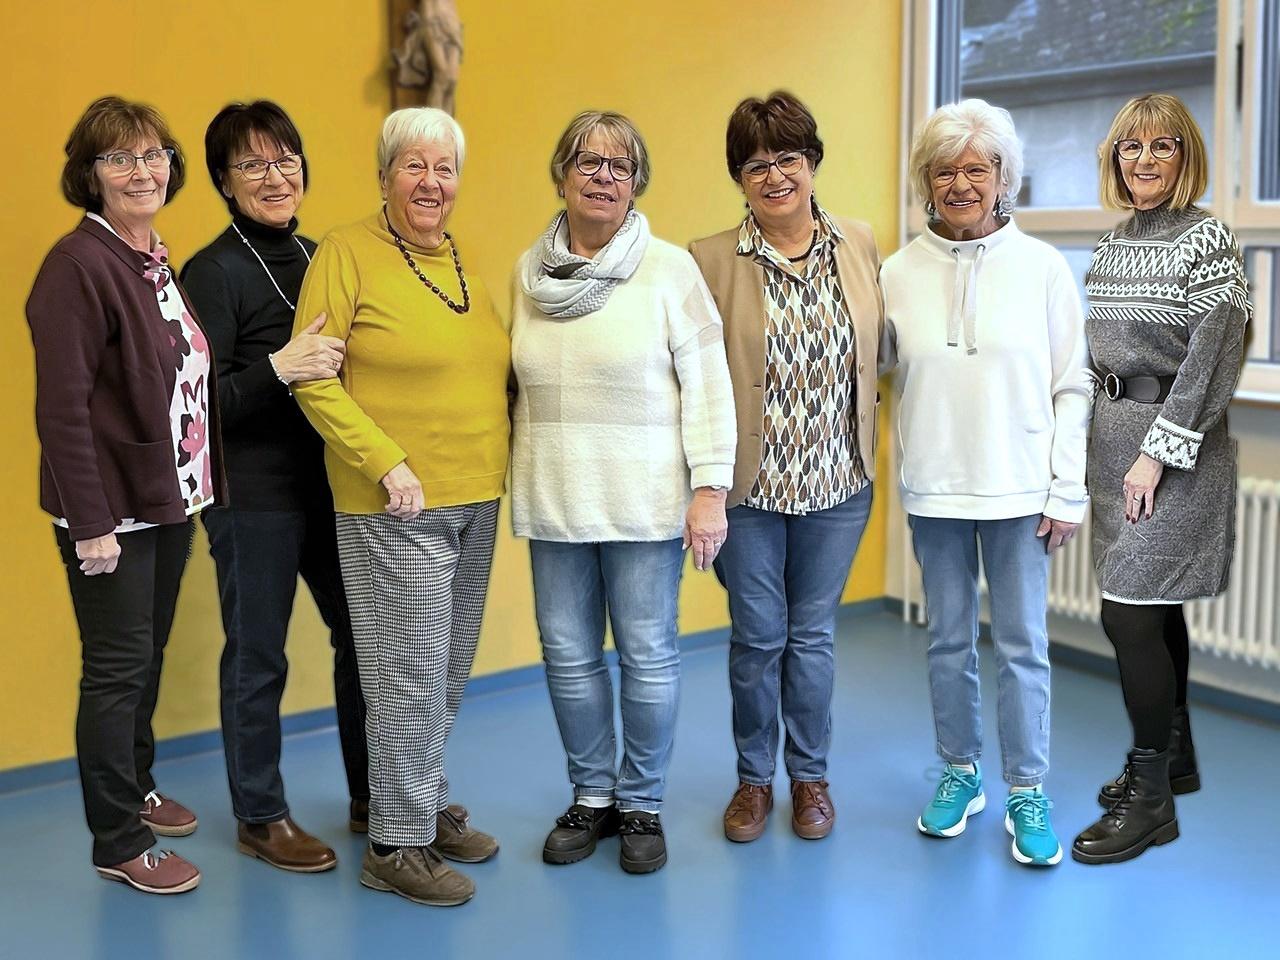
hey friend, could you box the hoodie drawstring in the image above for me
[948,244,986,355]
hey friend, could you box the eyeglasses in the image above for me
[229,154,304,181]
[94,148,174,176]
[932,160,999,186]
[574,151,637,181]
[1114,137,1181,161]
[739,152,808,183]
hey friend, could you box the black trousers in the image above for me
[203,505,368,823]
[55,520,193,867]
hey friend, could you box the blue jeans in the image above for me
[908,514,1051,786]
[529,539,685,813]
[714,486,873,784]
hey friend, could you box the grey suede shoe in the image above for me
[359,845,474,906]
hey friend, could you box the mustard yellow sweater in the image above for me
[292,214,511,514]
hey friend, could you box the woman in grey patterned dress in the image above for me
[1072,95,1250,866]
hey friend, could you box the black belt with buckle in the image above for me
[1095,368,1175,403]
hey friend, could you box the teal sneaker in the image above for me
[1005,788,1063,866]
[917,764,985,837]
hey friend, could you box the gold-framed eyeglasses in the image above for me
[932,160,998,186]
[574,151,637,181]
[229,154,304,181]
[739,151,808,183]
[1114,137,1181,162]
[94,148,174,176]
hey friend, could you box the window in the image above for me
[946,0,1217,209]
[907,0,1280,403]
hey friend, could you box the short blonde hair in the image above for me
[549,110,651,197]
[377,107,465,176]
[1098,94,1208,210]
[909,99,1023,215]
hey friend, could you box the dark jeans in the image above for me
[203,506,368,823]
[55,520,193,867]
[714,486,873,784]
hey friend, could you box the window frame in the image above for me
[904,0,1280,404]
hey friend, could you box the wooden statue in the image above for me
[390,0,463,114]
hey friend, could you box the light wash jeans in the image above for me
[529,538,684,813]
[714,486,873,784]
[908,514,1051,786]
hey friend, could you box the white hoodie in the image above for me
[879,220,1091,522]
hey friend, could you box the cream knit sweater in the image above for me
[510,237,737,542]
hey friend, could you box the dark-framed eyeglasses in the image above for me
[229,154,304,181]
[574,151,637,181]
[932,159,999,186]
[94,147,174,176]
[1114,136,1181,162]
[739,151,808,183]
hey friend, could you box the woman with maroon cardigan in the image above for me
[26,97,226,895]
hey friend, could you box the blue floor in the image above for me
[2,608,1276,960]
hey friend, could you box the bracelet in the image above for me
[267,352,290,388]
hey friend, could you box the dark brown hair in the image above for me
[60,96,185,213]
[204,100,308,214]
[725,91,824,181]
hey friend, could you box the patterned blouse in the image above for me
[738,206,866,515]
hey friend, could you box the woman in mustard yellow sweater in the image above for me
[292,107,510,908]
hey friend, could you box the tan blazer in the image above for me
[689,217,884,508]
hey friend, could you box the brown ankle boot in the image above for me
[237,816,337,873]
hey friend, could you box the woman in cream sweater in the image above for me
[511,110,736,875]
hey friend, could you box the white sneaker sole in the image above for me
[917,792,985,838]
[96,865,200,894]
[1004,813,1064,866]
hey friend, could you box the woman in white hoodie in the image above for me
[880,99,1091,867]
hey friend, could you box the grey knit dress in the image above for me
[1084,204,1251,604]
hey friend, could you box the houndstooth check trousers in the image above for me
[335,499,499,846]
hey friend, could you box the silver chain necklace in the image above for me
[232,222,312,311]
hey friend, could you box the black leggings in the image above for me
[1099,600,1191,750]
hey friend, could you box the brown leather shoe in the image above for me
[237,816,337,873]
[360,845,474,906]
[96,849,200,894]
[139,791,197,837]
[723,782,773,843]
[791,780,836,839]
[432,804,498,863]
[349,798,369,834]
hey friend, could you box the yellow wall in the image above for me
[0,1,901,771]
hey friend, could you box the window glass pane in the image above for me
[1244,248,1279,363]
[1261,0,1280,200]
[957,0,1217,208]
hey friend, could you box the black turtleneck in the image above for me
[180,214,326,510]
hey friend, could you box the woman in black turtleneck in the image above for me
[180,101,368,873]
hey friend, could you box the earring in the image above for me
[925,201,938,219]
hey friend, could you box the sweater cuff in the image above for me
[1140,416,1202,471]
[241,355,288,399]
[67,516,120,542]
[690,463,735,490]
[1042,493,1087,525]
[358,442,409,485]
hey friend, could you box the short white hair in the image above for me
[377,107,466,176]
[909,98,1023,214]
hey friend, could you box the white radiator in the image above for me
[900,477,1280,669]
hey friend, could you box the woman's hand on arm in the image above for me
[1123,452,1164,523]
[76,533,121,576]
[270,313,346,384]
[684,487,728,571]
[381,462,424,520]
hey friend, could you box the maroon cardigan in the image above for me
[26,217,227,541]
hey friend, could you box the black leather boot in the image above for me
[1072,747,1179,865]
[1097,705,1201,806]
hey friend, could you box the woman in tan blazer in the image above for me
[689,91,883,845]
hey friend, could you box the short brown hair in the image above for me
[1098,94,1208,210]
[60,96,186,213]
[725,91,824,181]
[549,110,651,197]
